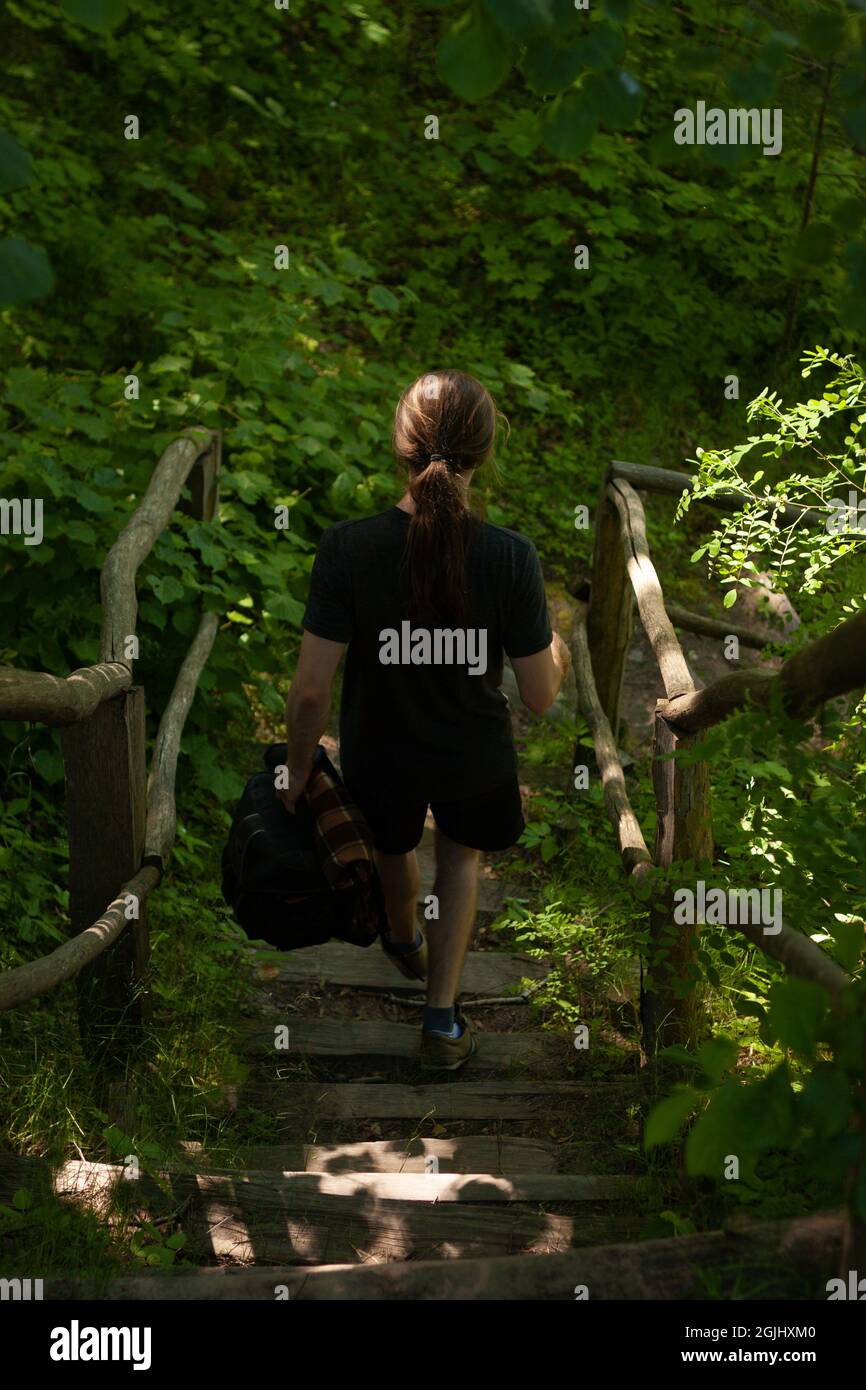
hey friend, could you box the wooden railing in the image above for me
[574,460,864,1050]
[0,429,222,1065]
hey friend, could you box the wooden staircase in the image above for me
[191,820,641,1286]
[6,826,843,1299]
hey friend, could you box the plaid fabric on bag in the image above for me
[304,749,387,946]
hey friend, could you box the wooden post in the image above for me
[587,483,633,744]
[641,709,714,1053]
[61,688,150,1068]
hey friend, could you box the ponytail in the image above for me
[392,371,500,627]
[404,456,474,626]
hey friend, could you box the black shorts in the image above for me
[343,775,525,856]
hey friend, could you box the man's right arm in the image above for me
[511,631,571,716]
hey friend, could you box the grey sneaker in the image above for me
[381,931,428,982]
[420,1006,477,1072]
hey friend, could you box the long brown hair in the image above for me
[392,370,499,627]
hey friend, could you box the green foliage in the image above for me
[646,699,866,1210]
[62,0,128,33]
[684,348,866,605]
[2,0,866,1253]
[647,970,866,1218]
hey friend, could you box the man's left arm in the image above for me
[279,630,347,812]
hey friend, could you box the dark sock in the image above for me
[387,927,423,956]
[423,1004,462,1037]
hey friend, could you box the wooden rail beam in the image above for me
[0,662,131,725]
[572,612,652,880]
[610,460,826,528]
[0,864,160,1013]
[731,908,849,1002]
[586,487,633,739]
[146,611,220,869]
[666,602,787,651]
[607,478,695,700]
[659,609,866,734]
[100,429,218,665]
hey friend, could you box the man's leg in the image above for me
[426,828,481,1008]
[374,849,421,945]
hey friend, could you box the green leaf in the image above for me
[368,285,400,313]
[833,197,866,236]
[62,0,128,32]
[0,130,33,194]
[438,16,513,101]
[695,1035,739,1083]
[102,1124,129,1155]
[151,355,190,375]
[138,1141,167,1161]
[334,248,375,278]
[583,69,643,129]
[196,761,245,802]
[12,1188,33,1211]
[686,1068,794,1177]
[542,91,598,159]
[766,978,827,1054]
[332,468,362,504]
[844,104,866,149]
[522,38,583,95]
[604,0,633,19]
[540,834,558,862]
[574,20,625,68]
[484,0,555,41]
[265,592,305,624]
[723,589,738,608]
[0,238,54,306]
[66,520,98,545]
[802,11,846,61]
[788,221,837,271]
[800,1064,851,1141]
[830,919,863,973]
[645,1088,698,1148]
[32,749,65,786]
[259,683,285,716]
[149,575,186,605]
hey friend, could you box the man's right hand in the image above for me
[552,630,572,678]
[511,631,571,716]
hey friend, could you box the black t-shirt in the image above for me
[301,506,552,800]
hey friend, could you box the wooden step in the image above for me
[235,1136,559,1174]
[196,1169,632,1203]
[240,1017,566,1073]
[0,1157,631,1266]
[222,1080,635,1122]
[185,1175,630,1264]
[43,1213,844,1299]
[0,1146,556,1202]
[252,941,546,995]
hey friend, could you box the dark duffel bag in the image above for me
[221,744,382,951]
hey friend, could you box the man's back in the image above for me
[302,505,552,798]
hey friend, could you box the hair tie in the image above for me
[428,450,456,468]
